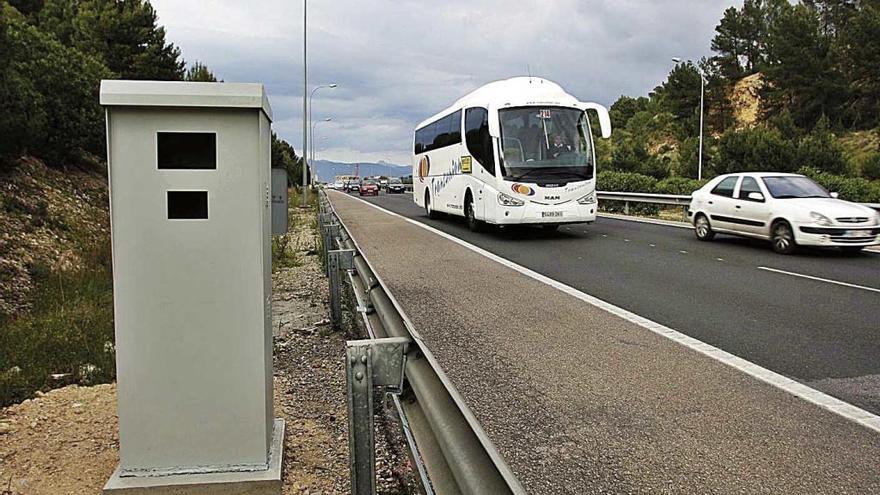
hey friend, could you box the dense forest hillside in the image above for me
[597,0,880,202]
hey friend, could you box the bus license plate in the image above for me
[542,211,563,218]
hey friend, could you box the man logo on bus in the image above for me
[511,183,535,196]
[418,156,430,183]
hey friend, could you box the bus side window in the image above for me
[465,107,494,175]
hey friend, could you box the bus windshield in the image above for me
[499,106,594,182]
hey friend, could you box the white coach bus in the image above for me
[413,77,611,231]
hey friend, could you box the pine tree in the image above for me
[840,3,880,127]
[710,7,744,79]
[35,0,184,80]
[185,62,219,82]
[763,3,847,127]
[654,62,703,137]
[803,0,859,36]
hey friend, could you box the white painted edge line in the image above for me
[346,193,880,435]
[598,212,692,229]
[758,266,880,294]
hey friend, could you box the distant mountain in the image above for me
[313,160,410,183]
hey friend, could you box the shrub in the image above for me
[598,170,659,193]
[609,136,651,173]
[0,241,115,406]
[655,177,707,195]
[862,153,880,180]
[597,171,660,214]
[715,126,798,175]
[798,166,880,202]
[795,116,850,175]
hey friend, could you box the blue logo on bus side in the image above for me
[432,158,462,196]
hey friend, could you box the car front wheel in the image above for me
[771,221,797,254]
[694,214,715,241]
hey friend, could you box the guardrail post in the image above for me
[324,223,339,276]
[624,201,630,215]
[346,338,409,495]
[328,248,354,328]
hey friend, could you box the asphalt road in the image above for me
[328,190,880,494]
[354,190,880,414]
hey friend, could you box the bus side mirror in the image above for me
[580,102,612,139]
[488,111,501,138]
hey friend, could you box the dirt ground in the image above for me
[0,203,415,494]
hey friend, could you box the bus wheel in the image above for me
[425,192,439,219]
[465,196,484,232]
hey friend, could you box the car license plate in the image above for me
[844,230,863,237]
[542,211,562,218]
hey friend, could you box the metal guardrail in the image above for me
[597,191,880,215]
[597,191,691,206]
[316,190,523,495]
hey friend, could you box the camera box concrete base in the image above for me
[103,419,285,495]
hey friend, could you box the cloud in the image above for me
[151,0,740,164]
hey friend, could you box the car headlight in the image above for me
[497,192,524,207]
[810,212,833,226]
[577,192,596,205]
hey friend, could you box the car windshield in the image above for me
[761,176,830,199]
[389,178,402,184]
[499,106,594,182]
[363,180,376,185]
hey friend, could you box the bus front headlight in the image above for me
[577,192,596,205]
[497,193,524,207]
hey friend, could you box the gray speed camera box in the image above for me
[100,80,282,493]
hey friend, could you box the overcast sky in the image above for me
[150,0,742,165]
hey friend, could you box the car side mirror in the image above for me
[830,192,839,199]
[747,192,765,202]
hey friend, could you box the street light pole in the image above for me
[698,74,704,182]
[301,0,308,207]
[303,83,339,182]
[672,57,705,181]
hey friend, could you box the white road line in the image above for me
[758,266,880,294]
[340,192,880,434]
[598,212,692,229]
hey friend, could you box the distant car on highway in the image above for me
[359,179,379,196]
[387,177,405,194]
[689,172,880,254]
[345,180,360,193]
[332,180,345,190]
